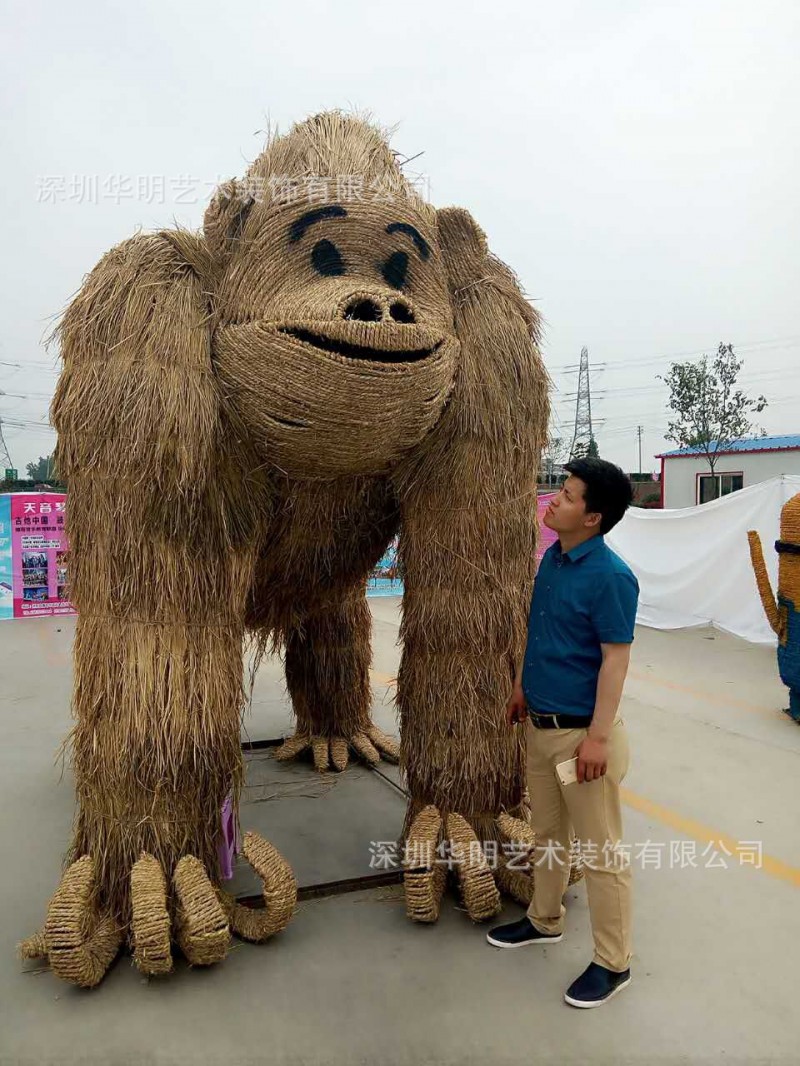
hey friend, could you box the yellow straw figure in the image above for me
[21,112,578,987]
[748,492,800,723]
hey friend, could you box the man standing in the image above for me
[487,458,639,1009]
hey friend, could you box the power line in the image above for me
[0,359,59,371]
[546,335,800,374]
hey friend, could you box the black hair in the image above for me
[563,457,633,535]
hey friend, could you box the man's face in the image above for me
[543,475,601,535]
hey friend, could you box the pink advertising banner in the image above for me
[8,492,75,619]
[536,492,559,564]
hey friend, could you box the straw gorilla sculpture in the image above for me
[23,112,565,987]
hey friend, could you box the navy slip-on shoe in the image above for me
[486,916,563,948]
[564,961,631,1008]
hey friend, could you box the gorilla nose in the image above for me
[344,297,383,322]
[342,296,416,324]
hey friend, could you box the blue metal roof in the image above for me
[659,434,800,459]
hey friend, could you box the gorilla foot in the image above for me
[403,806,501,923]
[274,723,399,772]
[19,856,122,988]
[217,831,297,942]
[402,807,584,925]
[20,832,296,987]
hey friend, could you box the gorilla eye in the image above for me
[381,251,408,289]
[312,239,345,276]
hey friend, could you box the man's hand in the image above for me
[575,735,608,782]
[506,682,528,725]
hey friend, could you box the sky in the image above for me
[1,0,798,477]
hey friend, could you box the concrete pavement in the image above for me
[1,603,798,1065]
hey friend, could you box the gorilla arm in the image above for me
[21,233,295,987]
[392,209,549,921]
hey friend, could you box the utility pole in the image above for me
[637,425,643,476]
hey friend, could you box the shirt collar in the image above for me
[556,534,605,564]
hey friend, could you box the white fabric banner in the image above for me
[605,474,800,645]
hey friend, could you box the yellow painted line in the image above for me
[627,667,774,717]
[621,786,800,888]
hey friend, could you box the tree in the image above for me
[570,436,599,460]
[541,434,569,484]
[26,453,57,482]
[660,342,767,486]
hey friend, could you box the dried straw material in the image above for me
[392,202,547,899]
[173,856,231,967]
[403,805,446,923]
[130,853,172,976]
[497,811,585,889]
[329,737,350,771]
[495,857,534,906]
[41,857,122,988]
[366,725,400,762]
[30,109,551,975]
[18,929,48,961]
[274,576,401,770]
[446,813,502,921]
[218,831,297,942]
[749,494,800,722]
[748,531,781,634]
[749,494,800,641]
[568,854,585,886]
[497,812,535,853]
[274,733,312,762]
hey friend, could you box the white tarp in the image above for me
[605,474,800,645]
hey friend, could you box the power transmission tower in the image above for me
[0,417,12,473]
[569,347,597,459]
[637,425,643,475]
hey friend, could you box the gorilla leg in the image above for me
[277,584,400,771]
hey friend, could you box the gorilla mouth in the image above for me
[279,327,440,364]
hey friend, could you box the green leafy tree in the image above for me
[660,342,767,485]
[571,436,599,460]
[542,434,569,484]
[25,453,57,482]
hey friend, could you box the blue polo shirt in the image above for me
[522,535,639,718]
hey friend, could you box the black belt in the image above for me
[528,709,592,730]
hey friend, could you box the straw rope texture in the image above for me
[749,493,800,720]
[24,110,560,986]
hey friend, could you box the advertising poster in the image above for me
[536,493,559,564]
[0,495,12,620]
[7,493,75,620]
[367,536,403,597]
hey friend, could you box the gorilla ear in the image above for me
[203,180,258,267]
[436,205,539,337]
[434,205,545,448]
[435,206,489,285]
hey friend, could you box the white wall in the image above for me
[663,450,800,508]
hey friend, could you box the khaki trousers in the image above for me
[525,716,632,973]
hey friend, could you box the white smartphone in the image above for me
[556,757,579,786]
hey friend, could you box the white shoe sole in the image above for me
[486,932,563,948]
[564,975,631,1008]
